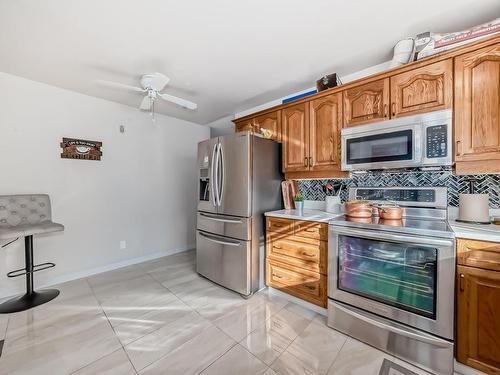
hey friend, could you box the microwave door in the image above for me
[342,125,421,171]
[197,137,219,213]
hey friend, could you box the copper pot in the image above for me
[377,202,403,220]
[345,200,373,218]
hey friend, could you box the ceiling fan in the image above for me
[98,72,197,118]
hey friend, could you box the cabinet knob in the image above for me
[304,157,309,167]
[391,103,396,117]
[383,104,388,118]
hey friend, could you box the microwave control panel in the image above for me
[426,125,447,158]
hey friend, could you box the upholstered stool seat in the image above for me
[0,194,64,314]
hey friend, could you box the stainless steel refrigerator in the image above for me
[196,131,282,296]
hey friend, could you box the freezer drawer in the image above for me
[197,212,251,241]
[328,300,453,375]
[196,230,251,296]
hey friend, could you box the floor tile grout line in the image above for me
[194,327,239,375]
[83,277,140,374]
[266,313,320,369]
[137,321,231,374]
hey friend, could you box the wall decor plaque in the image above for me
[60,138,102,160]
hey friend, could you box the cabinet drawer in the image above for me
[294,221,328,241]
[266,217,293,234]
[457,238,500,272]
[266,259,326,307]
[267,236,327,274]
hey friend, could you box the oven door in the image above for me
[328,226,455,340]
[341,124,421,170]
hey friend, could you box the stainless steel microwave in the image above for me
[341,110,452,171]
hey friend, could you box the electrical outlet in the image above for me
[120,240,126,250]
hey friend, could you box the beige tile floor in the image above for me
[0,250,433,375]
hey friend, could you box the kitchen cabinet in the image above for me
[343,79,389,127]
[282,93,345,177]
[456,238,500,374]
[265,217,327,307]
[309,93,343,172]
[234,110,282,142]
[254,110,281,142]
[282,103,310,172]
[390,59,453,118]
[454,43,500,174]
[234,118,255,133]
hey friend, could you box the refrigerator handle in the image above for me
[218,143,224,206]
[214,142,221,206]
[211,143,218,207]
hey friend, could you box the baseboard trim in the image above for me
[267,287,327,316]
[454,361,487,375]
[0,244,195,299]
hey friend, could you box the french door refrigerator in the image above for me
[196,132,282,296]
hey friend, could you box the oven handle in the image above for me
[330,226,454,247]
[334,302,452,348]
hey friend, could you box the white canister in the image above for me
[458,193,490,223]
[326,196,341,214]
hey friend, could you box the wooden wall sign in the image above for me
[60,138,102,160]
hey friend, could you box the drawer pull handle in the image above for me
[459,274,465,292]
[305,228,317,233]
[272,273,282,279]
[305,285,316,290]
[273,245,282,249]
[302,252,315,257]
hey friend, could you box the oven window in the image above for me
[346,130,413,165]
[338,235,436,318]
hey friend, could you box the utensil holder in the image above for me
[326,196,341,213]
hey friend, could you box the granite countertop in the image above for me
[265,206,500,243]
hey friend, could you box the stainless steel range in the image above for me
[328,187,455,375]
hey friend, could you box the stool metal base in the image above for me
[0,289,60,314]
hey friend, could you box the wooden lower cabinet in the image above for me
[265,217,327,307]
[456,239,500,374]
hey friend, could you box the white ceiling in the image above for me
[1,0,499,124]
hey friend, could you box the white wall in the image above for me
[234,61,392,119]
[0,72,210,298]
[207,115,235,137]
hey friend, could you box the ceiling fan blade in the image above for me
[97,80,146,93]
[139,96,152,110]
[158,93,197,110]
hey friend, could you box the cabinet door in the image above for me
[457,265,500,374]
[343,79,389,127]
[309,93,343,171]
[390,59,453,118]
[234,118,255,133]
[254,110,281,142]
[455,43,500,173]
[282,103,309,172]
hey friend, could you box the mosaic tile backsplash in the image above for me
[297,171,500,208]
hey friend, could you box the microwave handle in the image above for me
[333,302,452,348]
[331,226,453,247]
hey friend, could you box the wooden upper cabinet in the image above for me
[343,79,389,127]
[282,103,309,172]
[390,59,453,118]
[454,43,500,174]
[457,265,500,374]
[309,93,342,171]
[234,118,255,133]
[254,110,281,142]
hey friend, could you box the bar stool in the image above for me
[0,194,64,313]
